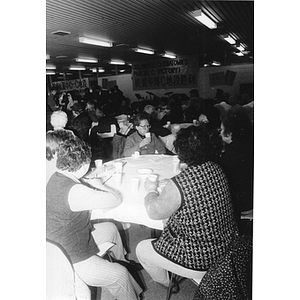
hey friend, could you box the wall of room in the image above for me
[97,63,254,103]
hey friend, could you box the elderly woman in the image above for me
[46,129,75,183]
[46,134,143,300]
[136,126,239,288]
[219,109,254,220]
[50,110,68,130]
[123,113,166,157]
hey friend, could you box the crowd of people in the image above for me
[46,85,254,299]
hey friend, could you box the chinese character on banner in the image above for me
[131,56,198,90]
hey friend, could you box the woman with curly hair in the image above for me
[46,135,143,300]
[136,125,238,290]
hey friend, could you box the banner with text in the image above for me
[50,78,89,93]
[132,56,198,90]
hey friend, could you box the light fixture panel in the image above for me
[109,60,125,65]
[69,66,86,70]
[76,57,98,63]
[192,10,217,29]
[162,53,177,59]
[134,48,155,55]
[79,37,112,47]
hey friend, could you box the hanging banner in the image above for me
[132,56,198,90]
[50,78,89,93]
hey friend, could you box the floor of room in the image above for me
[90,221,199,300]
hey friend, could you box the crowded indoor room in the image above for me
[46,1,254,299]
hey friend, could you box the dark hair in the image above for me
[46,129,75,161]
[174,126,220,166]
[221,110,252,141]
[133,112,149,127]
[56,136,91,172]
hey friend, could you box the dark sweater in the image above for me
[46,172,98,264]
[219,139,254,216]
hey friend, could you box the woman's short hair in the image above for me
[174,126,220,166]
[46,129,75,161]
[56,136,91,172]
[143,105,155,115]
[221,110,252,141]
[50,111,68,129]
[133,113,149,127]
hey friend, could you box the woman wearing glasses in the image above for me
[123,113,166,157]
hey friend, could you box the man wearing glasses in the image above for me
[123,113,166,157]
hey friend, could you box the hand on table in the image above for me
[144,178,158,192]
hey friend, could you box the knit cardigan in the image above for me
[152,161,239,271]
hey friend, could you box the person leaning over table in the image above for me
[46,134,143,300]
[135,125,239,288]
[123,112,166,157]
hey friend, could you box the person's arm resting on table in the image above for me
[68,183,122,211]
[144,179,181,220]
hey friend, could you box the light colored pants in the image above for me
[73,222,142,300]
[136,239,206,286]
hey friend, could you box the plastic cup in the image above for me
[145,132,151,141]
[173,156,180,173]
[132,151,140,158]
[114,161,123,173]
[130,177,139,194]
[95,159,103,168]
[112,173,122,188]
[148,174,158,182]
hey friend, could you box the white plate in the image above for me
[136,168,153,175]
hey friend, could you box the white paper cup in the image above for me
[145,132,151,141]
[112,173,122,188]
[114,161,123,173]
[130,177,139,194]
[173,156,180,173]
[148,174,158,182]
[132,151,140,158]
[95,159,103,168]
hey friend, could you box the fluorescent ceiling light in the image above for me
[236,44,245,51]
[221,34,236,45]
[79,37,113,47]
[46,64,56,69]
[76,57,98,63]
[134,48,154,55]
[92,68,105,73]
[46,71,55,75]
[69,66,86,70]
[211,60,221,66]
[109,60,125,65]
[162,53,177,59]
[192,10,217,29]
[234,52,244,57]
[46,54,50,60]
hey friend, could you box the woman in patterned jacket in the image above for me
[136,125,239,288]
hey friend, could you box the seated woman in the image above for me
[136,126,239,287]
[111,114,134,159]
[218,109,254,222]
[46,135,143,300]
[123,113,166,157]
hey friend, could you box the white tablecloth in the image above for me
[88,155,180,230]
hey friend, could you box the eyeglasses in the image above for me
[139,124,151,129]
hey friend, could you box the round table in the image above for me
[86,155,180,230]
